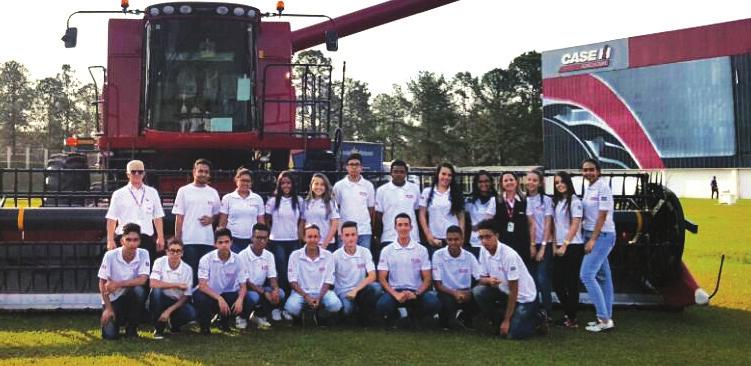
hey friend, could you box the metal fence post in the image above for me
[25,146,30,169]
[5,146,10,168]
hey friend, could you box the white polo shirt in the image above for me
[582,179,615,233]
[197,250,246,294]
[220,190,265,239]
[333,176,375,235]
[479,242,537,303]
[420,187,459,240]
[526,194,554,243]
[466,197,497,247]
[432,247,481,291]
[375,181,421,243]
[377,240,431,291]
[266,196,304,241]
[303,198,340,245]
[553,196,584,245]
[105,183,165,236]
[150,256,193,299]
[172,183,221,245]
[287,247,335,294]
[237,247,277,287]
[333,246,375,296]
[97,247,151,302]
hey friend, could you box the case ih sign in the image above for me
[559,45,612,72]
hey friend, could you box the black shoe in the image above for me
[200,327,210,336]
[301,309,315,328]
[217,320,231,333]
[554,316,569,327]
[125,326,138,338]
[153,329,165,340]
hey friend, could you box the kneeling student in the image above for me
[98,223,150,340]
[237,223,287,330]
[284,225,342,324]
[193,228,248,335]
[433,225,481,330]
[149,238,197,339]
[333,221,384,323]
[472,219,540,340]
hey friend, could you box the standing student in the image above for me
[526,169,554,319]
[432,225,481,330]
[105,160,165,262]
[303,173,340,252]
[465,170,497,258]
[98,223,150,340]
[493,171,531,267]
[419,162,465,257]
[265,171,304,291]
[472,220,540,340]
[173,158,221,285]
[375,160,421,262]
[333,153,376,250]
[551,172,584,328]
[193,228,248,335]
[148,238,197,339]
[333,221,384,323]
[580,159,616,333]
[284,225,342,324]
[218,168,265,254]
[711,176,719,200]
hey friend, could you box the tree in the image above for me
[372,86,411,161]
[0,61,34,152]
[406,71,460,165]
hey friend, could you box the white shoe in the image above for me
[251,316,272,330]
[585,319,614,332]
[282,310,294,321]
[271,309,282,322]
[398,307,409,319]
[235,317,248,330]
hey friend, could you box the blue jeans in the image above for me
[472,285,539,340]
[230,238,251,254]
[183,244,214,286]
[580,231,615,320]
[337,234,372,251]
[531,244,553,315]
[148,288,197,332]
[101,286,147,340]
[284,291,342,318]
[269,240,301,291]
[375,289,441,320]
[243,286,286,318]
[193,290,240,330]
[338,283,384,317]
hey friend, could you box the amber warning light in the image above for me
[276,1,285,14]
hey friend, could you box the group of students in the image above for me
[100,154,617,340]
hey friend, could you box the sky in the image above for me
[2,0,751,95]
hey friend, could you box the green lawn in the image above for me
[0,199,749,365]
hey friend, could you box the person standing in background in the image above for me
[711,176,719,200]
[218,168,265,254]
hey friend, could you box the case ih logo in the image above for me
[559,45,612,72]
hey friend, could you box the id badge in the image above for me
[507,222,515,233]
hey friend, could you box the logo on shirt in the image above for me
[458,268,469,274]
[510,266,517,271]
[357,263,366,269]
[411,258,422,266]
[358,191,368,197]
[319,266,326,272]
[405,194,415,199]
[262,265,268,271]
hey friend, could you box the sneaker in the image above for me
[153,330,165,340]
[554,316,569,327]
[235,316,248,330]
[251,316,272,330]
[271,309,282,322]
[564,319,579,329]
[301,309,315,327]
[200,327,210,336]
[585,319,615,332]
[587,319,614,327]
[217,320,231,333]
[125,326,138,338]
[282,310,294,321]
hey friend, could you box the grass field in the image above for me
[0,199,749,365]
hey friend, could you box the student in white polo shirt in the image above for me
[98,223,150,340]
[472,220,541,340]
[284,225,342,324]
[526,169,554,319]
[173,158,221,285]
[333,221,384,323]
[219,168,265,254]
[419,162,465,258]
[333,153,375,250]
[105,160,165,262]
[148,238,196,340]
[465,171,497,258]
[302,173,340,252]
[193,228,248,335]
[433,225,481,330]
[376,213,440,325]
[266,170,305,292]
[375,160,420,262]
[237,223,287,330]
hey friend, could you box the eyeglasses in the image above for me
[168,249,183,254]
[129,170,145,175]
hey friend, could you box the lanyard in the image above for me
[129,187,145,208]
[505,198,514,219]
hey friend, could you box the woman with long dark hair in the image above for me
[265,171,304,291]
[419,162,465,257]
[579,159,616,332]
[302,173,340,252]
[551,171,584,328]
[525,169,554,319]
[493,171,531,266]
[466,170,497,258]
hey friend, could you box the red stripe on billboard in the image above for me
[543,75,665,169]
[630,18,751,68]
